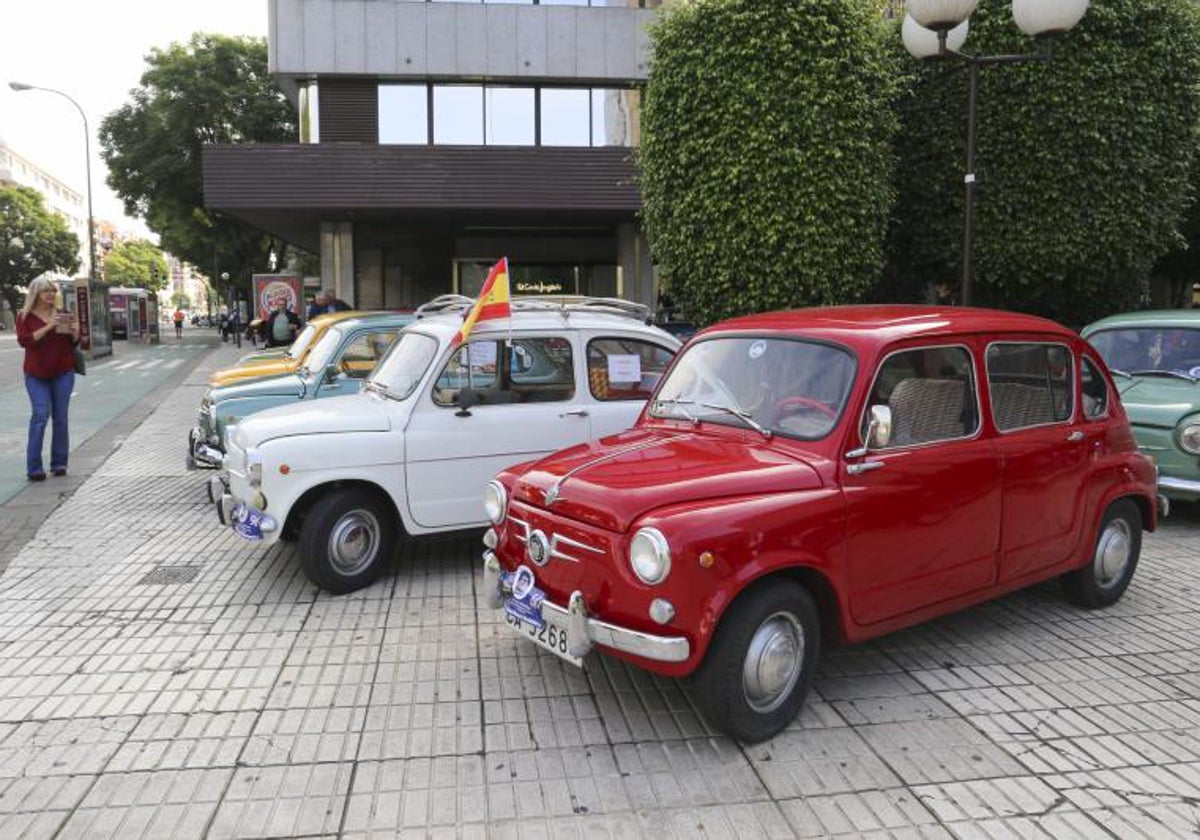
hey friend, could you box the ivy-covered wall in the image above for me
[639,0,900,327]
[884,0,1200,326]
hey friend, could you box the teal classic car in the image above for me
[1083,309,1200,502]
[188,311,415,468]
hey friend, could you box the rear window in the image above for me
[986,343,1074,431]
[587,337,676,401]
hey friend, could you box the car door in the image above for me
[403,334,592,530]
[987,340,1093,582]
[843,342,1003,627]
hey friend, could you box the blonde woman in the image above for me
[15,278,78,481]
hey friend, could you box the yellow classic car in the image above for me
[209,310,370,387]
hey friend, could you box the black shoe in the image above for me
[28,473,46,482]
[52,468,67,477]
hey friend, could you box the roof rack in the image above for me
[415,293,651,323]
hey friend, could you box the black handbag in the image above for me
[72,345,86,376]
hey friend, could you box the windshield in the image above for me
[1088,327,1200,377]
[285,323,319,360]
[650,336,856,439]
[367,331,439,399]
[302,327,344,374]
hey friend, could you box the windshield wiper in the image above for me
[1128,369,1198,382]
[1107,367,1131,379]
[652,396,697,421]
[699,402,772,439]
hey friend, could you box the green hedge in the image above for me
[885,0,1200,326]
[639,0,900,327]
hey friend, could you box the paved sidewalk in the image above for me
[0,339,1198,838]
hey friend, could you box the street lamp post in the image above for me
[8,80,104,353]
[902,0,1090,306]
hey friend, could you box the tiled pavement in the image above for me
[1,340,1199,839]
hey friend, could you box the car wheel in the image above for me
[298,488,396,594]
[1062,498,1141,609]
[691,579,820,743]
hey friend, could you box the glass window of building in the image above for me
[379,85,429,145]
[485,87,536,145]
[541,89,591,146]
[434,85,484,144]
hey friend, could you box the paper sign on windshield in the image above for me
[469,341,497,369]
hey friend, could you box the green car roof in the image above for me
[1082,309,1200,336]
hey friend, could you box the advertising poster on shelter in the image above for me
[252,274,304,321]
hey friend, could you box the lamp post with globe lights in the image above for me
[8,80,108,355]
[901,0,1090,306]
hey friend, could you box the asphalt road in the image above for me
[0,327,221,502]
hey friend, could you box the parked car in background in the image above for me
[1082,309,1200,503]
[189,311,415,469]
[209,310,366,388]
[482,305,1159,743]
[209,296,682,594]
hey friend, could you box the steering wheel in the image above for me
[773,396,836,421]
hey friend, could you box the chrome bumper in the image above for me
[1159,475,1200,498]
[187,427,224,470]
[207,474,230,505]
[482,551,690,664]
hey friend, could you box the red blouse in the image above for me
[17,313,76,379]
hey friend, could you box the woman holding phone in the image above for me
[16,277,79,481]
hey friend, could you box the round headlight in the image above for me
[630,527,671,585]
[484,480,508,525]
[1179,421,1200,455]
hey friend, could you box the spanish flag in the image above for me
[450,257,511,349]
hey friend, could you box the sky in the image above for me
[0,1,269,240]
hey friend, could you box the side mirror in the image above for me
[866,404,893,449]
[454,388,484,417]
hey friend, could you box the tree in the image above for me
[103,239,169,292]
[884,0,1200,326]
[99,33,296,298]
[639,0,901,326]
[0,185,80,316]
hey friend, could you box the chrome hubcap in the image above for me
[1095,518,1132,588]
[742,611,804,714]
[328,508,380,576]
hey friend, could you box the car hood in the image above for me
[213,373,304,403]
[1117,377,1200,427]
[512,427,823,533]
[210,358,299,387]
[235,392,391,446]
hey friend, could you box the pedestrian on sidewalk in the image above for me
[15,277,78,481]
[173,309,185,338]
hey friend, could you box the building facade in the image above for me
[203,0,665,309]
[0,135,90,274]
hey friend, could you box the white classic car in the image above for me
[209,296,682,593]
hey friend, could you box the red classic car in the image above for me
[481,306,1159,742]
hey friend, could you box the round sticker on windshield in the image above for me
[748,340,767,360]
[1190,366,1200,378]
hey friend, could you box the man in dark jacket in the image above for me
[261,295,301,348]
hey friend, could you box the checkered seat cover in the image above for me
[888,378,969,446]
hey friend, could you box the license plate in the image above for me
[230,502,266,541]
[504,611,581,667]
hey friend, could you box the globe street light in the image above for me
[902,0,1089,306]
[8,80,102,351]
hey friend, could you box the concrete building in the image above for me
[203,0,665,309]
[0,135,90,274]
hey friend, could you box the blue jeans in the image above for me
[25,371,74,477]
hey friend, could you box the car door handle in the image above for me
[847,460,885,475]
[559,409,589,418]
[1067,431,1085,442]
